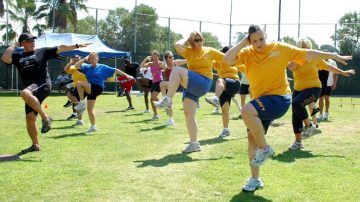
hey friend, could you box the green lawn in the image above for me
[0,92,359,201]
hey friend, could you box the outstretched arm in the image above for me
[326,63,356,77]
[115,69,131,78]
[306,50,352,65]
[57,43,91,54]
[224,35,250,65]
[174,59,187,66]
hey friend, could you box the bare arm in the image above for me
[286,62,299,71]
[174,59,187,66]
[224,36,250,65]
[174,38,188,55]
[64,58,76,72]
[326,64,356,77]
[73,56,88,70]
[115,69,131,78]
[1,43,17,64]
[306,50,352,65]
[56,43,91,54]
[140,56,151,68]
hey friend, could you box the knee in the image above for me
[241,104,255,118]
[26,113,36,122]
[20,89,31,98]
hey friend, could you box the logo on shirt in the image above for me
[269,51,280,58]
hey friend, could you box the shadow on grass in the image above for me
[134,153,233,167]
[128,119,159,124]
[51,124,76,130]
[272,149,345,163]
[198,137,237,146]
[105,110,127,113]
[0,154,41,163]
[123,112,145,117]
[140,125,168,131]
[231,191,272,202]
[50,132,87,139]
[270,122,285,127]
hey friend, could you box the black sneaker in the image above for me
[311,107,320,116]
[18,144,40,155]
[63,100,72,107]
[127,106,135,110]
[66,114,77,120]
[41,117,53,133]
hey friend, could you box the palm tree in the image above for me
[0,0,48,42]
[68,0,87,33]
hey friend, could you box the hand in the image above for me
[344,69,356,76]
[78,43,92,48]
[334,55,352,65]
[331,85,337,90]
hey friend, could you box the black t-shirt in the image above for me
[11,47,58,87]
[125,62,139,78]
[318,69,329,88]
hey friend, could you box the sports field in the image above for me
[0,93,359,201]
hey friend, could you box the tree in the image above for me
[282,36,296,46]
[0,0,4,17]
[320,44,339,53]
[68,0,87,33]
[202,32,222,49]
[235,31,247,43]
[333,11,360,57]
[0,0,48,41]
[63,16,96,35]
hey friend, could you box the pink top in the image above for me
[150,63,163,83]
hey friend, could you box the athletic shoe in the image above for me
[66,113,77,120]
[74,100,86,111]
[317,114,323,121]
[41,117,53,133]
[63,100,72,108]
[86,125,97,133]
[144,109,150,113]
[205,97,219,107]
[153,97,172,109]
[212,110,221,115]
[219,129,230,138]
[323,112,329,120]
[74,120,84,126]
[182,142,201,153]
[251,145,275,166]
[165,118,175,126]
[242,177,264,192]
[127,106,135,110]
[151,115,159,120]
[311,107,320,116]
[18,144,40,155]
[288,141,304,150]
[301,123,317,139]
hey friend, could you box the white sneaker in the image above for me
[74,100,86,111]
[251,145,275,166]
[301,123,316,139]
[317,114,323,120]
[153,97,172,109]
[219,129,230,138]
[288,141,304,150]
[165,118,175,126]
[242,177,264,192]
[86,125,97,133]
[182,142,201,153]
[74,120,84,126]
[205,97,219,107]
[144,109,150,113]
[323,112,329,120]
[151,115,159,120]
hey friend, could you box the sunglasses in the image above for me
[194,38,203,42]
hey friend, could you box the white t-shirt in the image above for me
[240,73,249,85]
[326,59,337,86]
[140,67,153,80]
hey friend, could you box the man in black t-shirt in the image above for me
[2,33,90,154]
[120,58,139,110]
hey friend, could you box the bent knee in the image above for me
[241,103,257,117]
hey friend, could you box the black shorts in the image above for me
[320,86,332,96]
[151,81,161,93]
[239,84,250,95]
[24,82,51,114]
[88,84,103,100]
[219,78,241,107]
[142,79,152,88]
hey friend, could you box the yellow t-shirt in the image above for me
[293,60,328,91]
[213,61,239,80]
[181,47,224,79]
[65,66,87,87]
[235,42,307,99]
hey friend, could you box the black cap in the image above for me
[18,33,37,44]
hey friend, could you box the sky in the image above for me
[1,0,359,47]
[81,0,360,47]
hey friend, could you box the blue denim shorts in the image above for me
[183,70,212,102]
[250,94,291,133]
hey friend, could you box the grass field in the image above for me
[0,92,359,201]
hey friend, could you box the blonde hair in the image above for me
[296,38,312,49]
[187,31,204,48]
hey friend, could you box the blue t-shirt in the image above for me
[81,63,115,88]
